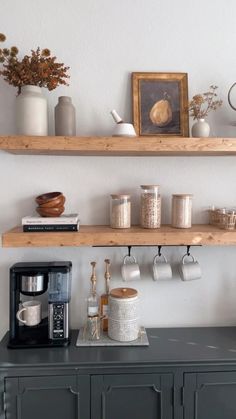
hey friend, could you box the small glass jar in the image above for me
[86,315,101,340]
[172,194,193,228]
[140,185,161,228]
[110,194,131,228]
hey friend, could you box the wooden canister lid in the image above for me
[140,185,159,190]
[110,287,138,299]
[110,194,131,199]
[172,194,193,198]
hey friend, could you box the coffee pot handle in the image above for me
[228,82,236,111]
[16,307,27,324]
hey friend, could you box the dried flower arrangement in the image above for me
[0,33,69,94]
[188,85,223,120]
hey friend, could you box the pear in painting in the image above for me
[149,93,172,127]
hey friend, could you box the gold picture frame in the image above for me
[132,72,189,137]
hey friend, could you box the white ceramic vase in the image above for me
[191,118,210,138]
[16,85,48,136]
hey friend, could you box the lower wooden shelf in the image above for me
[2,225,236,247]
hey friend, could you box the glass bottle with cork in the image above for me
[86,261,100,340]
[100,259,111,332]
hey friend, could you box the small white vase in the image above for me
[191,118,210,138]
[16,85,48,136]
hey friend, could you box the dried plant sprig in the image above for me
[0,33,70,94]
[188,85,223,120]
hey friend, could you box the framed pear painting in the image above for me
[132,72,189,136]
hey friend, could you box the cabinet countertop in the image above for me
[1,327,236,369]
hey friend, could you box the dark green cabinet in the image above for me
[2,328,236,419]
[91,373,174,419]
[184,371,236,419]
[4,375,90,419]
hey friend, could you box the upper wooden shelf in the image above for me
[2,225,236,247]
[0,135,236,156]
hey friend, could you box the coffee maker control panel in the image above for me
[49,303,69,340]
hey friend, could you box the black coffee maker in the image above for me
[9,261,72,349]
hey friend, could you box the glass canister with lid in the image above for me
[171,194,193,228]
[140,185,161,228]
[110,194,131,228]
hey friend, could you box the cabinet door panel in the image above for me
[5,375,89,419]
[184,371,236,419]
[92,373,173,419]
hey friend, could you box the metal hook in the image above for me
[158,245,162,257]
[128,246,132,257]
[186,245,191,256]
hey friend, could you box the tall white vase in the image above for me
[15,85,48,135]
[191,118,210,138]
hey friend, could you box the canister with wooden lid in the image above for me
[108,287,139,342]
[110,194,131,228]
[140,185,161,228]
[171,194,193,228]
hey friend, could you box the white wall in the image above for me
[1,0,236,339]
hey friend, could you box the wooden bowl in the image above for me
[36,206,65,217]
[35,192,63,206]
[39,195,66,208]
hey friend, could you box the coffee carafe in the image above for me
[8,261,72,349]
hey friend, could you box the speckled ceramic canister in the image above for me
[55,96,76,136]
[108,288,139,342]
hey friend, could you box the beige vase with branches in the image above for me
[191,118,210,138]
[15,85,48,135]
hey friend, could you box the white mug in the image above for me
[153,254,172,281]
[179,254,202,281]
[121,255,141,281]
[16,300,42,326]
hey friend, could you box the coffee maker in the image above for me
[8,262,72,348]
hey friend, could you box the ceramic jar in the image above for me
[15,85,48,136]
[55,96,76,136]
[108,288,139,342]
[191,118,210,137]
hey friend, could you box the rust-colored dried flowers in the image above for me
[0,33,69,94]
[188,85,223,120]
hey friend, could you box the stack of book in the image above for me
[22,214,80,232]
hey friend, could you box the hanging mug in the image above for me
[152,253,172,281]
[121,255,141,281]
[179,253,201,281]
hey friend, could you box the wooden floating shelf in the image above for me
[2,225,236,248]
[0,135,236,156]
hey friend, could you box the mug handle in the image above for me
[182,253,195,264]
[123,255,137,264]
[153,254,167,264]
[16,307,27,324]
